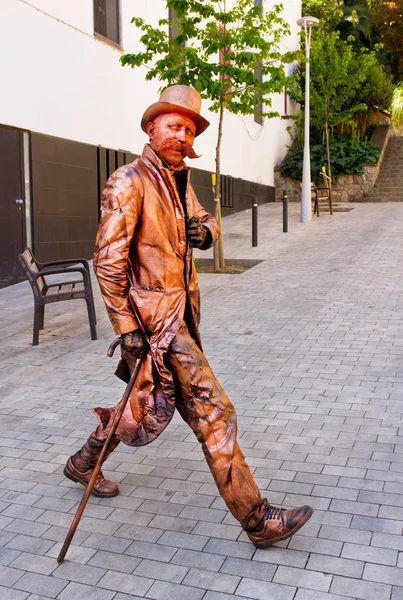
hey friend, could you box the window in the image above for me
[254,0,263,124]
[94,0,120,47]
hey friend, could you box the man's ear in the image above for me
[146,121,155,139]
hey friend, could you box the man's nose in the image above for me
[176,127,186,141]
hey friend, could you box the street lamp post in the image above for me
[296,16,319,223]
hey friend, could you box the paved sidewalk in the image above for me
[0,201,402,600]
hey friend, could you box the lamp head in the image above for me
[297,16,319,29]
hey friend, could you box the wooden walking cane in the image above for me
[57,338,142,563]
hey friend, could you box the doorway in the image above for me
[0,126,28,287]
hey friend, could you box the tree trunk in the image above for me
[214,100,225,271]
[325,122,332,185]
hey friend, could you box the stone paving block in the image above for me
[6,535,54,556]
[342,542,397,566]
[351,515,402,535]
[0,547,21,566]
[274,565,332,592]
[202,538,254,560]
[46,543,96,564]
[145,580,205,600]
[52,561,106,585]
[114,594,150,600]
[0,585,29,600]
[363,563,403,586]
[220,556,276,582]
[134,558,188,583]
[157,530,209,551]
[183,567,240,594]
[40,526,89,547]
[79,532,132,554]
[172,548,224,572]
[392,586,403,600]
[288,536,342,557]
[371,533,403,552]
[88,549,141,573]
[97,570,154,596]
[294,591,357,600]
[5,520,51,539]
[13,572,68,598]
[307,553,364,578]
[57,581,115,600]
[179,504,227,523]
[125,540,177,563]
[114,523,163,543]
[203,593,251,600]
[253,546,308,569]
[147,514,197,534]
[318,524,372,545]
[136,499,183,517]
[235,577,296,600]
[2,505,45,522]
[0,564,25,587]
[331,574,391,600]
[10,552,57,575]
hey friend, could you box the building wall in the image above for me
[0,0,301,268]
[0,0,301,186]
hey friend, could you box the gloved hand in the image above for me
[187,216,209,249]
[121,329,147,358]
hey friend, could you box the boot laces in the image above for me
[264,504,286,521]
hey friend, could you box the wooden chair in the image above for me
[18,248,97,345]
[312,171,333,217]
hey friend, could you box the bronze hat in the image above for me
[141,84,210,137]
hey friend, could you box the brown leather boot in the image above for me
[246,503,313,549]
[63,431,120,498]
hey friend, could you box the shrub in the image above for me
[280,135,380,182]
[391,82,403,130]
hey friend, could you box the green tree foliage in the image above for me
[372,0,403,80]
[302,0,343,31]
[121,0,294,269]
[355,58,394,110]
[391,82,403,129]
[336,3,371,48]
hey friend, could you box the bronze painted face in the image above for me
[146,112,197,166]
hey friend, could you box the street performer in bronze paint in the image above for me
[64,85,313,548]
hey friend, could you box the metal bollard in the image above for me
[252,198,258,247]
[282,190,288,233]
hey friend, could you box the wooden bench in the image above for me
[18,248,97,345]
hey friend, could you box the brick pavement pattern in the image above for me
[0,201,402,599]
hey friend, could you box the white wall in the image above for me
[0,0,301,186]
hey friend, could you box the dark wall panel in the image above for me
[31,133,274,262]
[31,133,98,261]
[190,166,274,217]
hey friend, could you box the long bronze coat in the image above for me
[93,144,220,446]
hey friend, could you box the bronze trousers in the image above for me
[96,324,266,530]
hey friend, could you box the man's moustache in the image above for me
[158,139,201,159]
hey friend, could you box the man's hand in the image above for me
[187,217,209,249]
[121,329,147,358]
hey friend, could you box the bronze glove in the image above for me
[121,329,147,358]
[187,216,210,249]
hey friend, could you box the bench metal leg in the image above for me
[33,304,44,346]
[86,298,97,341]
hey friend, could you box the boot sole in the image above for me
[250,506,314,549]
[63,464,119,498]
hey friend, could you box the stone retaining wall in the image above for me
[275,124,391,203]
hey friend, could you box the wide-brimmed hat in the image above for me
[141,85,210,137]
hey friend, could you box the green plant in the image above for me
[391,82,403,130]
[280,135,380,182]
[121,0,295,271]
